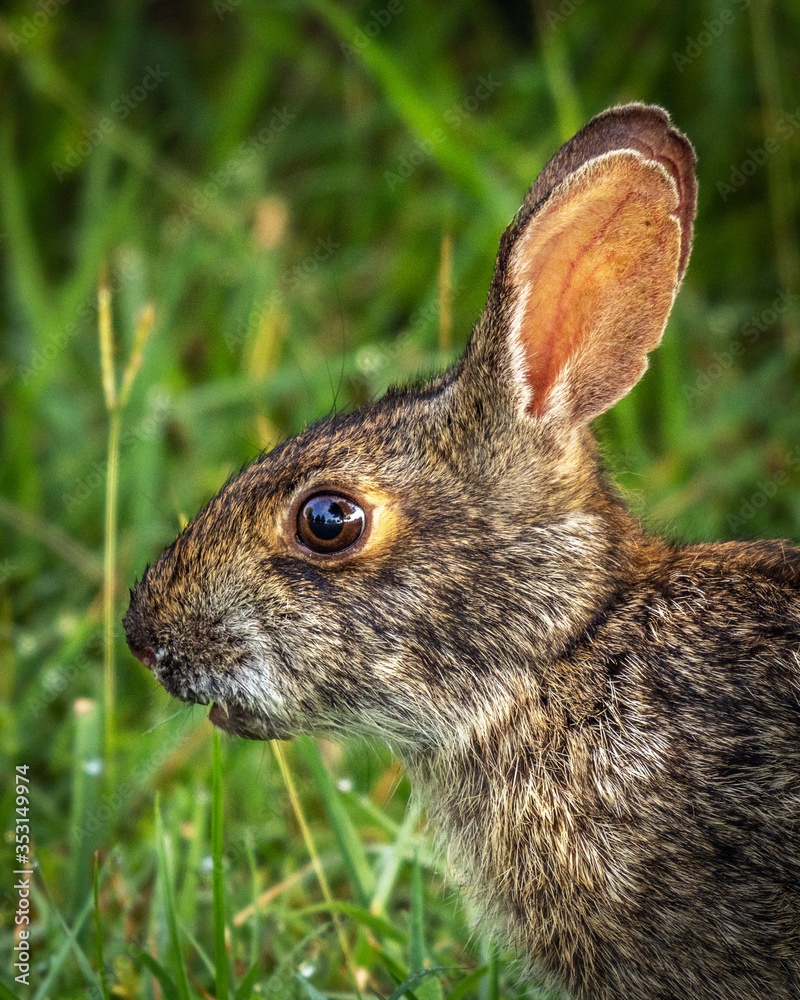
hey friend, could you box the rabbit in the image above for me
[124,103,800,1000]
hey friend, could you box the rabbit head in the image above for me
[124,103,696,757]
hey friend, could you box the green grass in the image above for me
[1,1,799,997]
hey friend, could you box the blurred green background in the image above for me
[1,1,799,997]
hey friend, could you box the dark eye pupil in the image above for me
[308,500,344,540]
[297,494,365,554]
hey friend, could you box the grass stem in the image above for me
[98,272,154,759]
[102,406,121,758]
[272,740,364,999]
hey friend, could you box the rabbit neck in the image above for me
[405,678,623,990]
[401,511,666,982]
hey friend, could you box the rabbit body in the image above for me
[125,105,800,999]
[415,532,800,1000]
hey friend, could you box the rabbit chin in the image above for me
[148,647,295,740]
[208,701,292,741]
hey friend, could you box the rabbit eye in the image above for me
[297,494,365,554]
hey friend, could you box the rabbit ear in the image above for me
[464,104,697,428]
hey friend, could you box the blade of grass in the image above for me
[179,922,218,980]
[409,856,443,1000]
[207,33,277,164]
[409,857,425,976]
[41,892,105,998]
[365,943,409,985]
[212,730,230,1000]
[98,278,155,759]
[294,901,408,945]
[0,116,52,336]
[31,887,95,1000]
[119,303,156,407]
[12,47,250,237]
[748,0,800,350]
[92,855,111,1000]
[243,835,260,970]
[260,920,336,997]
[0,591,12,706]
[0,495,103,581]
[70,699,103,915]
[233,862,313,928]
[234,961,262,1000]
[478,940,499,1000]
[352,794,400,837]
[129,945,181,1000]
[0,984,21,1000]
[178,784,209,928]
[272,740,364,999]
[533,8,583,141]
[295,735,375,907]
[98,265,117,411]
[309,0,498,205]
[294,973,329,1000]
[370,798,422,917]
[387,968,456,1000]
[656,306,690,452]
[443,966,489,1000]
[98,266,119,759]
[604,392,645,462]
[57,170,144,347]
[155,793,193,1000]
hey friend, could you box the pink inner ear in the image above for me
[508,152,682,425]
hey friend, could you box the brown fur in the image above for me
[124,104,800,999]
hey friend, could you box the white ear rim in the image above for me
[505,282,537,414]
[504,148,682,422]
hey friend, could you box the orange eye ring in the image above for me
[297,494,365,554]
